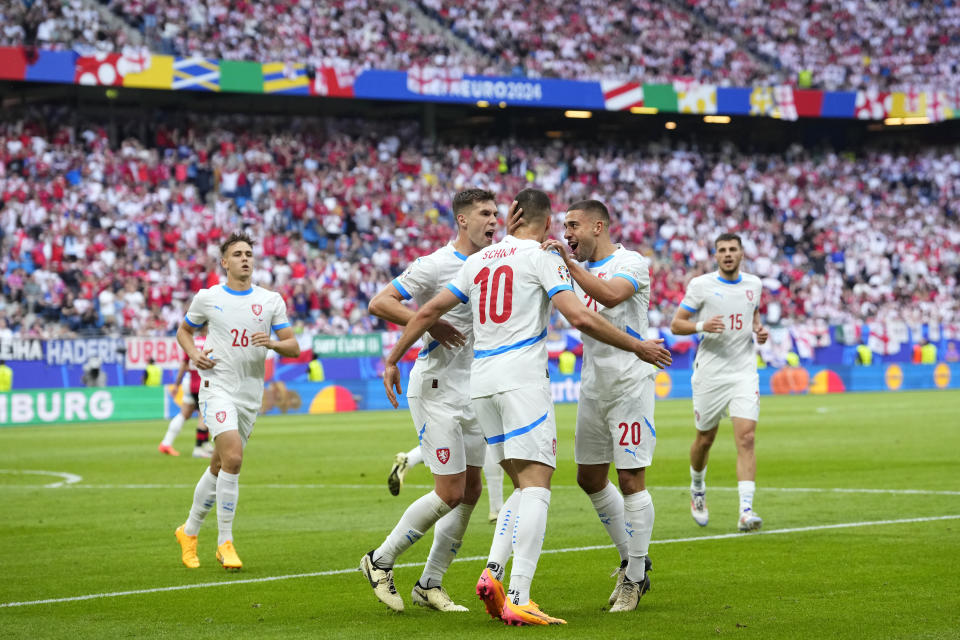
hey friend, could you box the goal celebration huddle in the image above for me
[356,188,767,625]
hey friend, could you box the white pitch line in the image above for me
[0,469,83,488]
[2,513,958,609]
[2,483,959,496]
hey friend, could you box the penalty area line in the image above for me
[2,513,959,609]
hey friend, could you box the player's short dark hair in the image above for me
[220,231,255,255]
[715,232,742,248]
[567,199,610,224]
[514,188,553,225]
[452,188,496,215]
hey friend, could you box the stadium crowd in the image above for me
[1,110,958,343]
[3,0,957,91]
[686,0,960,92]
[415,0,773,86]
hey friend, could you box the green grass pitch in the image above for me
[1,390,959,639]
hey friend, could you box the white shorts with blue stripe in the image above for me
[473,383,557,469]
[574,375,656,469]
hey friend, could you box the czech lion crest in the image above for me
[436,448,450,464]
[252,303,262,315]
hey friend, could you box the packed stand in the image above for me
[1,109,958,341]
[100,0,472,73]
[0,0,127,53]
[686,0,960,91]
[415,0,775,84]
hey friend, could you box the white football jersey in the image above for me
[576,246,656,399]
[679,271,762,384]
[448,235,573,398]
[184,284,290,409]
[391,244,473,399]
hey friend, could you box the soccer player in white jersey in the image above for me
[540,199,657,612]
[670,233,769,532]
[360,189,499,613]
[382,189,672,626]
[173,231,300,570]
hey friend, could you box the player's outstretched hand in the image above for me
[383,363,402,409]
[755,325,769,344]
[703,315,726,333]
[193,346,216,370]
[635,339,672,369]
[507,200,524,235]
[427,319,466,349]
[250,331,273,349]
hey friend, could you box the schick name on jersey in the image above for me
[481,247,517,260]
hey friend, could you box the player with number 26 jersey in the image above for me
[184,284,290,410]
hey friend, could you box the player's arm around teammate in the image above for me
[541,200,662,611]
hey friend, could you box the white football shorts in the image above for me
[200,391,258,445]
[692,374,760,431]
[473,383,557,469]
[408,390,485,475]
[575,376,656,469]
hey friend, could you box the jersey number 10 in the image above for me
[474,266,514,324]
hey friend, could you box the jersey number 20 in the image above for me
[474,266,513,324]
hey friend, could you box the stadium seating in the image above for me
[1,111,957,340]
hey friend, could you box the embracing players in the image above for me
[542,199,657,612]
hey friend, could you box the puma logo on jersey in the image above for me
[213,305,224,312]
[624,446,640,459]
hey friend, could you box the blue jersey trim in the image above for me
[222,285,254,296]
[586,254,615,268]
[679,303,698,313]
[391,279,412,300]
[417,423,426,445]
[547,284,574,298]
[271,322,291,331]
[644,417,657,438]
[419,340,440,358]
[486,412,549,445]
[613,273,640,292]
[474,329,548,359]
[184,316,203,328]
[446,283,469,303]
[625,325,643,340]
[717,275,742,284]
[453,250,468,261]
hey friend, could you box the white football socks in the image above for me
[508,487,551,606]
[487,489,521,580]
[183,468,217,536]
[162,413,185,447]
[738,480,756,513]
[406,446,424,468]
[623,489,654,583]
[587,481,629,562]
[373,490,450,568]
[483,456,504,514]
[690,465,707,491]
[420,501,475,588]
[216,470,239,546]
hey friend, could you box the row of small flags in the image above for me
[600,79,960,121]
[2,46,957,121]
[0,47,355,97]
